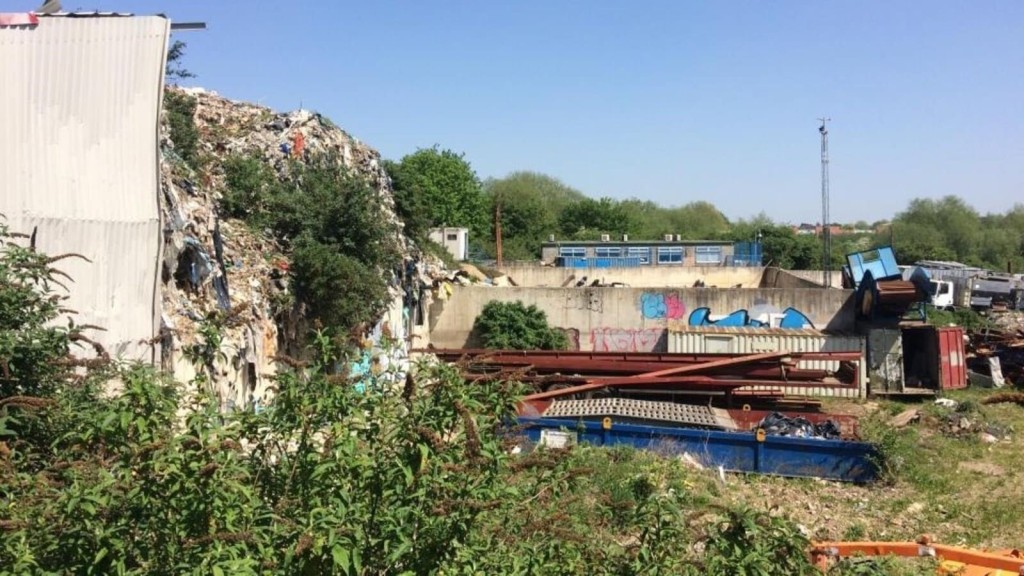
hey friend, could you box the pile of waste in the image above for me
[966,326,1024,387]
[158,87,440,411]
[756,412,841,440]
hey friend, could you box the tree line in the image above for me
[386,147,1024,272]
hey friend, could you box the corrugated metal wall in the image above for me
[0,16,169,363]
[668,327,867,398]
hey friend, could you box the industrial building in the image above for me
[541,236,762,268]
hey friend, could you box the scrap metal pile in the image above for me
[967,326,1024,386]
[426,348,863,439]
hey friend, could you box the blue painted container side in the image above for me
[846,246,901,286]
[517,418,878,483]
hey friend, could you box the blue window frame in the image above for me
[626,247,651,264]
[657,247,684,264]
[695,246,722,264]
[595,247,622,258]
[559,247,586,258]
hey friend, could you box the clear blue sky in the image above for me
[33,1,1024,224]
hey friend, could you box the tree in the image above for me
[165,39,195,82]
[558,197,640,239]
[473,301,568,350]
[481,171,586,260]
[385,147,486,241]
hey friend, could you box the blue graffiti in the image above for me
[640,292,686,320]
[687,306,814,329]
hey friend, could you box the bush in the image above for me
[0,219,85,398]
[164,91,199,166]
[220,154,273,221]
[219,154,404,337]
[473,300,568,350]
[290,237,389,332]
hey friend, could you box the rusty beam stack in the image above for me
[423,348,862,407]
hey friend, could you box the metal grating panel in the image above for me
[542,398,734,429]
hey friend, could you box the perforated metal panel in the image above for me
[542,398,734,429]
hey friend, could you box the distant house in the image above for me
[428,227,469,261]
[541,235,761,268]
[792,223,849,236]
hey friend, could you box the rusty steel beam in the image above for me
[423,348,863,363]
[523,352,789,401]
[459,358,830,380]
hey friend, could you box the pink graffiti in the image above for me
[590,328,665,353]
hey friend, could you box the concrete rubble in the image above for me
[157,87,442,410]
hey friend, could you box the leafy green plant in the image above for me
[701,506,816,575]
[219,154,404,337]
[473,300,568,350]
[164,90,200,166]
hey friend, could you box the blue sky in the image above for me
[34,1,1024,223]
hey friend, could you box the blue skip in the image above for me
[517,417,878,483]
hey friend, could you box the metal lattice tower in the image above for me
[818,117,831,288]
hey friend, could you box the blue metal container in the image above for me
[516,417,878,483]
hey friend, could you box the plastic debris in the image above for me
[757,412,841,440]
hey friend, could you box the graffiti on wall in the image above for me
[640,292,686,320]
[555,327,581,351]
[687,306,815,329]
[591,328,666,352]
[566,289,603,313]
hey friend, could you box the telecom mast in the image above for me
[818,117,831,288]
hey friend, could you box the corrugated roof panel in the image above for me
[0,16,169,363]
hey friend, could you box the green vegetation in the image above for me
[383,142,1024,270]
[473,300,568,350]
[384,146,487,243]
[220,154,403,336]
[165,39,196,82]
[164,91,200,166]
[2,228,848,574]
[926,305,995,330]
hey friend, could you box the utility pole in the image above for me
[494,198,503,268]
[818,117,832,288]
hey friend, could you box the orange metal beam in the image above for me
[810,538,1024,575]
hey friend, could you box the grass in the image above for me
[728,388,1024,548]
[493,386,1024,572]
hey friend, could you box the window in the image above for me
[657,247,684,264]
[446,233,458,241]
[626,247,651,264]
[559,247,586,258]
[595,247,622,258]
[695,246,722,264]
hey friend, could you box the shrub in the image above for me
[220,154,273,221]
[164,91,199,166]
[473,300,568,350]
[218,154,404,337]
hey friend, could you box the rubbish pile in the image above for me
[158,87,437,410]
[757,412,841,440]
[966,326,1024,387]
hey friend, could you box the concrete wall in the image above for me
[497,264,765,288]
[760,268,837,289]
[429,286,856,351]
[786,270,844,287]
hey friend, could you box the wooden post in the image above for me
[495,198,503,268]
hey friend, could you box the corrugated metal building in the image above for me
[0,14,169,362]
[668,326,867,398]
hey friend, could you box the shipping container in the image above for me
[667,327,866,398]
[866,325,967,394]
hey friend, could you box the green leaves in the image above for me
[219,153,403,335]
[473,300,568,350]
[386,146,487,241]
